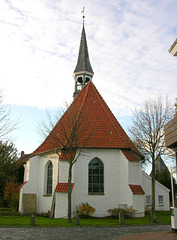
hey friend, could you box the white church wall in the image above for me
[127,160,145,215]
[119,152,132,207]
[18,186,24,213]
[19,156,40,213]
[59,160,73,183]
[142,172,170,211]
[132,194,145,217]
[19,153,59,214]
[24,160,30,182]
[54,159,75,218]
[25,156,40,193]
[37,153,59,213]
[71,148,137,217]
[128,161,142,185]
[55,192,72,218]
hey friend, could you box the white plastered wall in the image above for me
[19,148,146,217]
[128,161,142,185]
[142,172,170,210]
[128,160,145,215]
[54,159,74,218]
[55,193,68,218]
[132,195,145,217]
[19,153,59,214]
[70,148,142,217]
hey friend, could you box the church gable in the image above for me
[33,81,142,163]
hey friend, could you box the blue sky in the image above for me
[0,0,177,157]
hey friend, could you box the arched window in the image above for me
[46,161,53,195]
[88,157,104,194]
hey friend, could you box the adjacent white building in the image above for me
[142,172,170,211]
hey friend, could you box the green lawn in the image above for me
[0,211,171,227]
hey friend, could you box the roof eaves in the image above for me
[129,184,145,195]
[31,148,61,158]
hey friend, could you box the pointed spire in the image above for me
[73,11,94,98]
[74,25,94,74]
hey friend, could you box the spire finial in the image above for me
[81,7,85,24]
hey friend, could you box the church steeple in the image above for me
[73,21,94,98]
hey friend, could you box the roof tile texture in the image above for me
[129,184,145,195]
[122,150,140,162]
[33,81,142,161]
[55,183,74,192]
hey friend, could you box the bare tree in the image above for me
[0,90,19,140]
[129,96,174,223]
[38,103,91,223]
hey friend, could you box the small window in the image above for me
[77,76,83,83]
[88,157,104,194]
[158,195,164,206]
[146,195,151,205]
[46,161,53,195]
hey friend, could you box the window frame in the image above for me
[146,195,152,206]
[45,161,53,196]
[88,157,104,195]
[158,195,164,206]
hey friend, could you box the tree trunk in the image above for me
[151,159,157,223]
[68,162,72,223]
[50,192,56,218]
[50,156,59,219]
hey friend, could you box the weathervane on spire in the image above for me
[81,7,85,24]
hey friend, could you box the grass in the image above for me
[0,211,171,227]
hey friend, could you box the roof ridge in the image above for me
[62,81,90,147]
[76,80,90,117]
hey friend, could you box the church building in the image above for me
[19,21,170,218]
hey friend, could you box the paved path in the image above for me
[117,232,177,240]
[0,224,173,240]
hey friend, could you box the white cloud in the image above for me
[0,0,177,117]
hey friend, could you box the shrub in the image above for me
[76,202,95,217]
[107,208,121,219]
[107,206,137,219]
[0,208,20,216]
[37,210,51,218]
[145,206,151,215]
[126,206,137,218]
[3,179,19,210]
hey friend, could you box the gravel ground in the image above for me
[0,224,174,240]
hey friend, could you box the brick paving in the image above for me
[0,224,174,240]
[116,232,177,240]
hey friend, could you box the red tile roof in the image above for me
[32,81,143,161]
[55,183,74,192]
[129,184,145,195]
[122,150,140,162]
[59,150,76,161]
